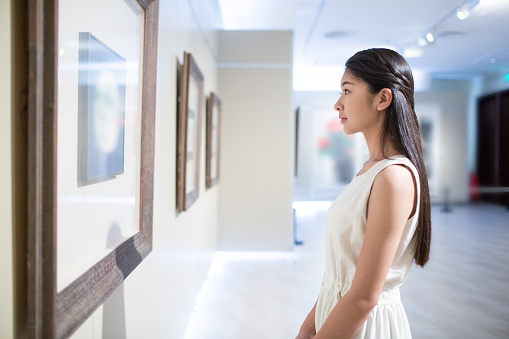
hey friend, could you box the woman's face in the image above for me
[334,69,382,136]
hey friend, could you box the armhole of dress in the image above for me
[365,162,419,220]
[395,164,419,219]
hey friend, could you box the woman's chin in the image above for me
[342,127,355,135]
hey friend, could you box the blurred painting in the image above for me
[186,108,196,194]
[77,32,126,186]
[206,93,221,189]
[317,118,356,185]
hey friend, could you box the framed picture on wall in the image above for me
[176,52,204,212]
[27,0,159,337]
[205,93,221,189]
[77,32,126,186]
[294,106,300,177]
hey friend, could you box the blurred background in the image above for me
[188,0,509,338]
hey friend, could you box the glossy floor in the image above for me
[184,203,509,339]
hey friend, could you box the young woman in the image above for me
[296,48,431,339]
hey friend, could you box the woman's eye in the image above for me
[344,89,350,94]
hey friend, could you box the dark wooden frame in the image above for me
[205,93,221,189]
[27,0,159,338]
[177,52,204,212]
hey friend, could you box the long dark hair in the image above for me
[345,48,431,267]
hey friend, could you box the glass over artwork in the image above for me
[186,76,200,194]
[210,102,219,179]
[77,32,126,185]
[57,0,145,291]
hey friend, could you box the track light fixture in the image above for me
[406,0,480,58]
[425,32,435,43]
[456,5,470,20]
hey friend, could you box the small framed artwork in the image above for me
[27,0,159,337]
[294,107,300,177]
[206,93,221,189]
[177,52,204,212]
[77,32,126,186]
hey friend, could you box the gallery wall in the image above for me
[217,31,294,251]
[2,1,297,338]
[67,0,222,338]
[415,81,470,203]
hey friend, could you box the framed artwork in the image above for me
[27,0,159,337]
[77,32,126,186]
[294,107,300,177]
[205,93,221,189]
[177,52,204,212]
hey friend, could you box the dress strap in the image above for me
[364,156,420,192]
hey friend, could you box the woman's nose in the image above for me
[334,98,342,111]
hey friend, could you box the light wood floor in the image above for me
[184,203,509,339]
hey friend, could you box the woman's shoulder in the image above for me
[377,163,414,186]
[374,156,418,190]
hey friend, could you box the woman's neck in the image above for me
[363,130,396,160]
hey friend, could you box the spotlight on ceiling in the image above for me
[425,32,435,43]
[456,5,470,20]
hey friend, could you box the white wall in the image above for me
[481,70,509,95]
[68,0,222,338]
[415,79,471,204]
[218,31,294,251]
[0,0,14,337]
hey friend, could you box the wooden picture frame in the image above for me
[177,52,204,212]
[27,0,159,337]
[206,93,221,189]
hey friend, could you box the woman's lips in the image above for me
[339,116,347,123]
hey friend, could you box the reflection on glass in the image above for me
[186,109,196,194]
[56,0,144,291]
[211,104,219,179]
[77,32,126,185]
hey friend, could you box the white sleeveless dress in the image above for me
[315,155,420,338]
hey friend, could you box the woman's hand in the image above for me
[295,329,315,339]
[296,301,317,339]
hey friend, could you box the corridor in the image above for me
[184,203,509,339]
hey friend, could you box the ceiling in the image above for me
[218,0,509,90]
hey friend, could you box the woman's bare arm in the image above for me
[296,300,317,339]
[314,165,415,339]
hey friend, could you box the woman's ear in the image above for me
[376,88,393,111]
